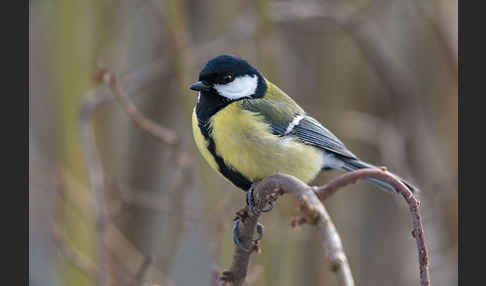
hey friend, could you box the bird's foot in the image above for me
[246,183,274,216]
[232,217,264,252]
[232,183,277,252]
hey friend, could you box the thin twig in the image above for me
[79,60,174,286]
[314,168,430,286]
[95,69,179,145]
[82,58,170,117]
[94,68,193,172]
[79,66,192,285]
[222,174,355,286]
[254,174,355,286]
[96,69,194,278]
[223,169,430,286]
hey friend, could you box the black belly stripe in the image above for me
[198,121,253,191]
[195,92,254,191]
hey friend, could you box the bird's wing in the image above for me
[241,97,299,135]
[289,115,357,159]
[241,97,357,159]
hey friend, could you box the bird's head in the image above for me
[190,55,267,102]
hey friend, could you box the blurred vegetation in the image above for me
[30,0,457,285]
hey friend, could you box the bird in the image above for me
[190,54,415,196]
[189,54,415,250]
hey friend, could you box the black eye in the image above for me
[221,73,233,84]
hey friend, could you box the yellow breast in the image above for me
[196,102,324,186]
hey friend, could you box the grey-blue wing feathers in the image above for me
[288,116,357,159]
[241,98,357,159]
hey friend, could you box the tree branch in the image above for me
[313,168,430,286]
[92,68,179,146]
[220,207,260,286]
[78,66,193,285]
[222,168,430,286]
[221,174,355,286]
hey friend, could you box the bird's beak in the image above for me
[189,81,211,92]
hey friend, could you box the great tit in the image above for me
[190,55,415,198]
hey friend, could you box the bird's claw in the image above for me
[233,183,273,251]
[232,219,265,252]
[232,219,251,252]
[246,186,256,215]
[261,201,274,213]
[246,184,274,216]
[255,223,264,241]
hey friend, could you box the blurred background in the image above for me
[29,0,457,285]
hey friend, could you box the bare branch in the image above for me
[78,65,193,285]
[220,207,260,286]
[81,58,170,117]
[96,68,194,278]
[222,174,355,286]
[223,169,430,286]
[94,69,179,145]
[314,169,430,286]
[254,174,355,286]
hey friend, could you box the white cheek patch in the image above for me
[213,74,258,100]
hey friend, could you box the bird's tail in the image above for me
[341,158,416,194]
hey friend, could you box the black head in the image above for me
[190,55,267,101]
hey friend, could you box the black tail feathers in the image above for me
[341,158,416,194]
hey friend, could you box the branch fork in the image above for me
[222,169,430,286]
